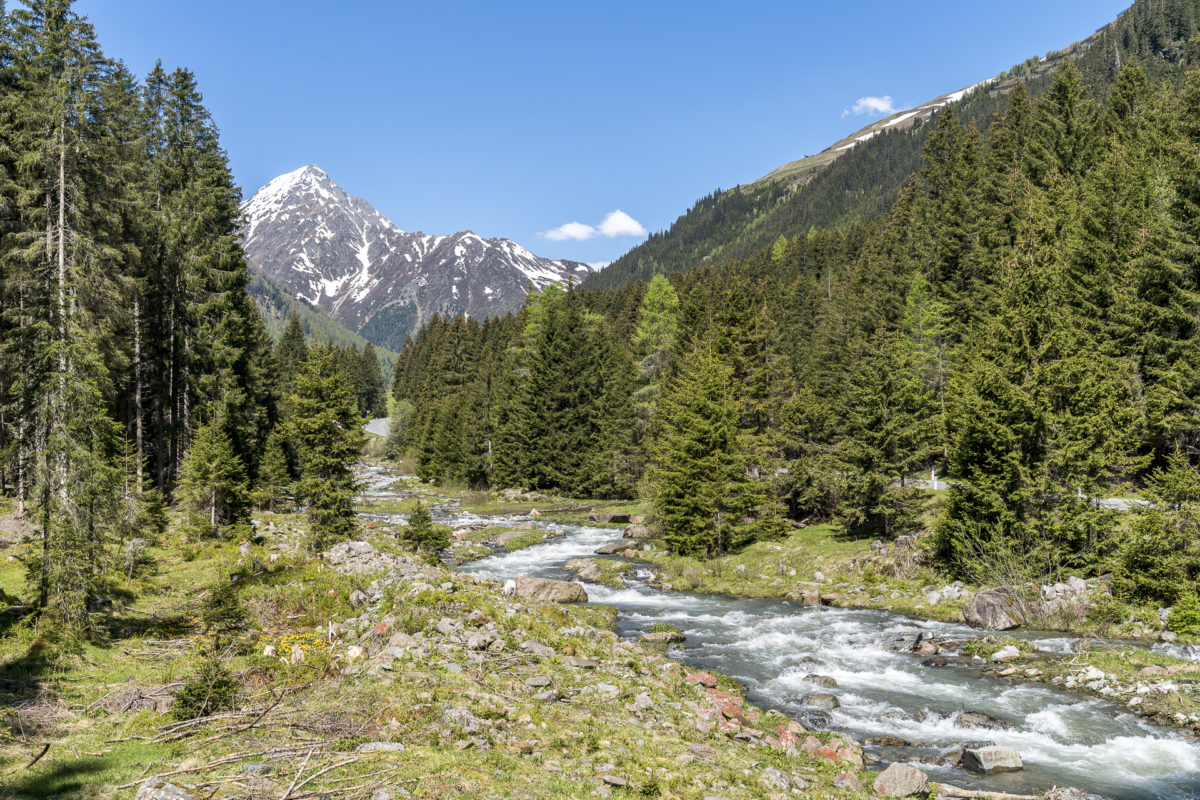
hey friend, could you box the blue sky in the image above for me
[77,0,1132,264]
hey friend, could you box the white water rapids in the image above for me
[451,516,1200,800]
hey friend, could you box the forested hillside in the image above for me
[0,1,382,630]
[248,266,398,387]
[585,0,1200,290]
[397,60,1200,608]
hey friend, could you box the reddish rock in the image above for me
[718,718,742,735]
[814,745,841,764]
[687,671,718,688]
[836,744,865,770]
[800,591,821,607]
[777,730,801,750]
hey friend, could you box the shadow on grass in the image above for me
[1,754,118,800]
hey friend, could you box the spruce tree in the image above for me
[4,0,130,629]
[358,342,387,417]
[402,501,449,554]
[650,344,777,557]
[837,332,938,537]
[176,411,250,539]
[274,311,309,394]
[288,343,366,552]
[254,427,292,512]
[631,274,679,443]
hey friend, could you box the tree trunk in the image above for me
[134,296,144,485]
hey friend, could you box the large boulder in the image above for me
[872,762,930,797]
[587,512,631,524]
[512,576,588,603]
[963,587,1024,630]
[136,780,200,800]
[594,540,628,555]
[801,692,840,710]
[962,745,1023,774]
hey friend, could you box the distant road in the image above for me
[365,418,390,437]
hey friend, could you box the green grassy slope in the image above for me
[584,0,1200,292]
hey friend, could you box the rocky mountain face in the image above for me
[240,165,592,350]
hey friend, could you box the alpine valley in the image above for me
[9,2,1200,800]
[239,165,595,350]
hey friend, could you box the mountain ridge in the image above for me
[584,0,1200,291]
[240,165,594,351]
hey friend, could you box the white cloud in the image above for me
[598,209,647,238]
[541,209,647,241]
[543,221,598,241]
[843,95,897,118]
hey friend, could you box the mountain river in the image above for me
[360,471,1200,799]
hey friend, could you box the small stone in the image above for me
[136,779,201,800]
[349,589,368,608]
[955,711,1011,730]
[687,671,718,688]
[803,674,837,688]
[991,645,1021,662]
[525,676,552,687]
[290,644,304,663]
[388,632,416,648]
[601,775,627,787]
[355,741,406,753]
[346,645,365,661]
[243,763,273,775]
[834,773,864,792]
[453,739,473,750]
[758,767,790,791]
[262,644,276,657]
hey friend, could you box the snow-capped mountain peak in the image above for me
[240,166,591,350]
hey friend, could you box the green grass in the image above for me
[639,524,971,623]
[1,488,891,799]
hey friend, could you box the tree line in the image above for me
[396,62,1200,608]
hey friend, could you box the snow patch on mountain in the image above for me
[240,165,592,349]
